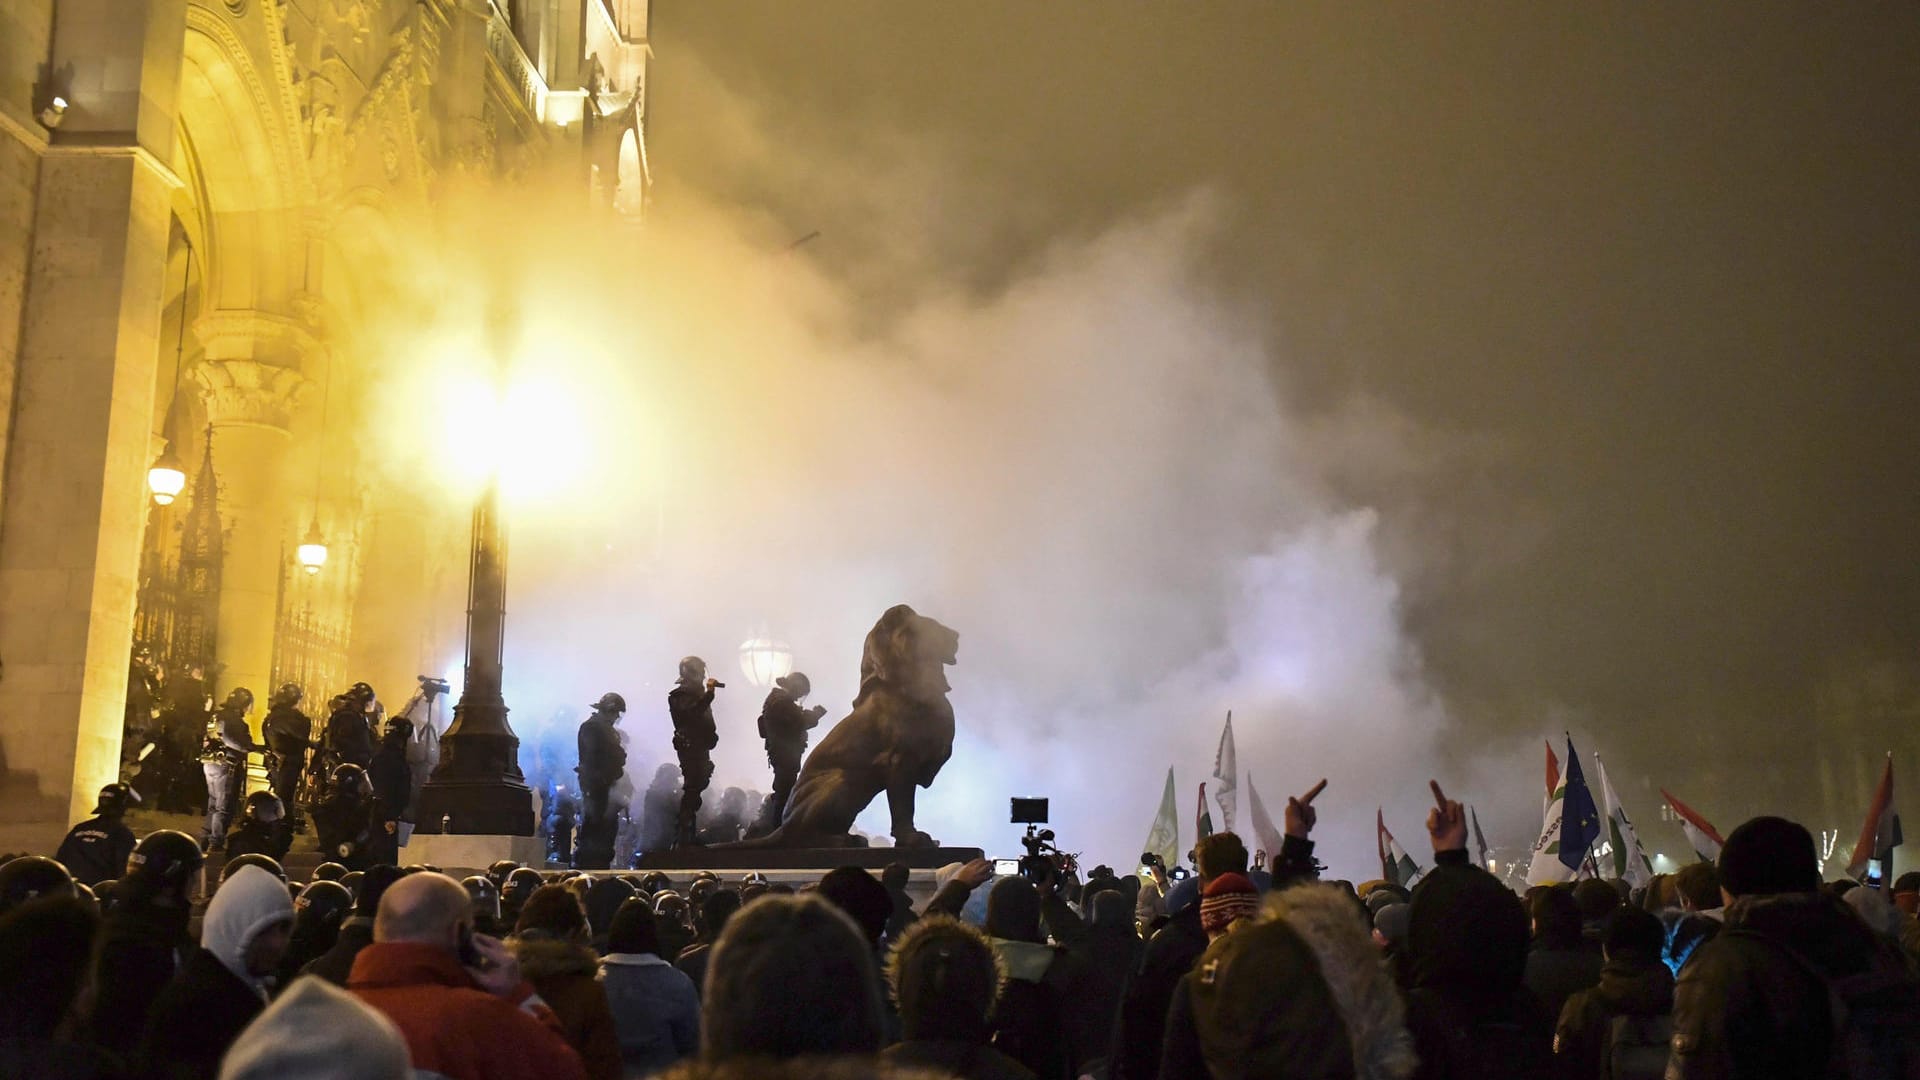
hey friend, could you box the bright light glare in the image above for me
[438,369,594,502]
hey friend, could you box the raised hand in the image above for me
[1426,779,1468,853]
[1285,778,1327,839]
[955,857,995,889]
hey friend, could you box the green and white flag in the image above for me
[1596,755,1652,888]
[1378,808,1422,886]
[1144,767,1180,870]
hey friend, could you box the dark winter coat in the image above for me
[1668,890,1920,1080]
[1553,956,1673,1080]
[325,707,374,768]
[666,685,717,751]
[1041,890,1142,1074]
[990,938,1074,1080]
[260,705,311,760]
[1157,884,1418,1080]
[511,935,622,1080]
[368,734,412,820]
[599,952,700,1076]
[86,897,194,1057]
[313,792,379,870]
[576,717,626,791]
[1404,850,1554,1080]
[55,814,136,887]
[1526,944,1605,1028]
[132,947,266,1080]
[756,689,820,750]
[675,941,715,992]
[300,916,374,986]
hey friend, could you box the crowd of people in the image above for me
[3,777,1920,1079]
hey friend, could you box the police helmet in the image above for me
[294,879,354,928]
[223,687,255,713]
[126,830,205,891]
[330,763,370,795]
[487,860,519,889]
[775,672,811,699]
[312,862,348,883]
[244,790,284,823]
[504,867,543,905]
[340,871,364,895]
[677,656,707,684]
[270,682,304,708]
[463,875,502,920]
[221,853,287,883]
[0,855,76,913]
[95,781,139,815]
[591,691,627,715]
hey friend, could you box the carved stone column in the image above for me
[192,338,309,712]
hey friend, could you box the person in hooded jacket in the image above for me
[133,864,295,1080]
[1666,815,1920,1080]
[0,896,123,1080]
[1032,872,1142,1077]
[599,898,701,1076]
[1553,905,1673,1080]
[883,915,1037,1080]
[88,830,204,1059]
[1157,882,1418,1080]
[511,885,622,1080]
[56,782,140,887]
[1404,784,1553,1080]
[1111,779,1324,1080]
[982,876,1074,1079]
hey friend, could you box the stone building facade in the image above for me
[0,0,650,853]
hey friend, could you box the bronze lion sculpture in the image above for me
[752,604,959,848]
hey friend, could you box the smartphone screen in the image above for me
[993,858,1019,877]
[1867,859,1886,889]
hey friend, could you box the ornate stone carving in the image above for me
[192,359,310,432]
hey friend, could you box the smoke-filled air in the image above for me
[335,72,1497,883]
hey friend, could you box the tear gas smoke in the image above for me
[339,113,1513,885]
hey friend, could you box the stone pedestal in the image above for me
[401,832,544,875]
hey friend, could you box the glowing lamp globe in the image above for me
[147,449,187,506]
[739,633,794,689]
[296,524,328,575]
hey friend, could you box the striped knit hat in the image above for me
[1200,872,1259,936]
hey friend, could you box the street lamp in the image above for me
[147,447,187,505]
[739,630,794,688]
[295,521,328,574]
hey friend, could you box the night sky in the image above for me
[646,5,1920,829]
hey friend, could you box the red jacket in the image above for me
[349,941,588,1080]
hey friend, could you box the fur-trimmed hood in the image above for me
[510,932,600,980]
[1186,883,1417,1080]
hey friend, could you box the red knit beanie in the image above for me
[1200,872,1259,936]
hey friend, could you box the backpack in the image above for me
[1605,1014,1672,1080]
[1726,928,1920,1080]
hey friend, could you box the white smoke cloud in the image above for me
[344,93,1494,881]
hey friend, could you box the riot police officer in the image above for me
[313,763,379,871]
[668,657,722,847]
[56,782,140,887]
[752,671,826,835]
[260,682,313,830]
[200,688,262,852]
[574,691,628,869]
[224,790,293,861]
[326,682,377,770]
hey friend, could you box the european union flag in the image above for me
[1559,736,1602,873]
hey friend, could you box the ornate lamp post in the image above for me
[414,317,534,836]
[739,629,795,688]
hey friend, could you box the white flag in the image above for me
[1246,773,1284,862]
[1528,739,1576,884]
[1596,755,1652,888]
[1212,712,1237,834]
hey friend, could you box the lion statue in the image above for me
[751,604,959,849]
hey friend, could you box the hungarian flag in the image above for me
[1529,739,1575,884]
[1378,808,1421,886]
[1595,755,1652,888]
[1212,712,1238,834]
[1143,767,1180,871]
[1247,773,1284,861]
[1847,753,1903,882]
[1197,783,1215,841]
[1661,788,1725,863]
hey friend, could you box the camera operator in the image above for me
[667,657,722,848]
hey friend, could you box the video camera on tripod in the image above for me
[1003,796,1077,883]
